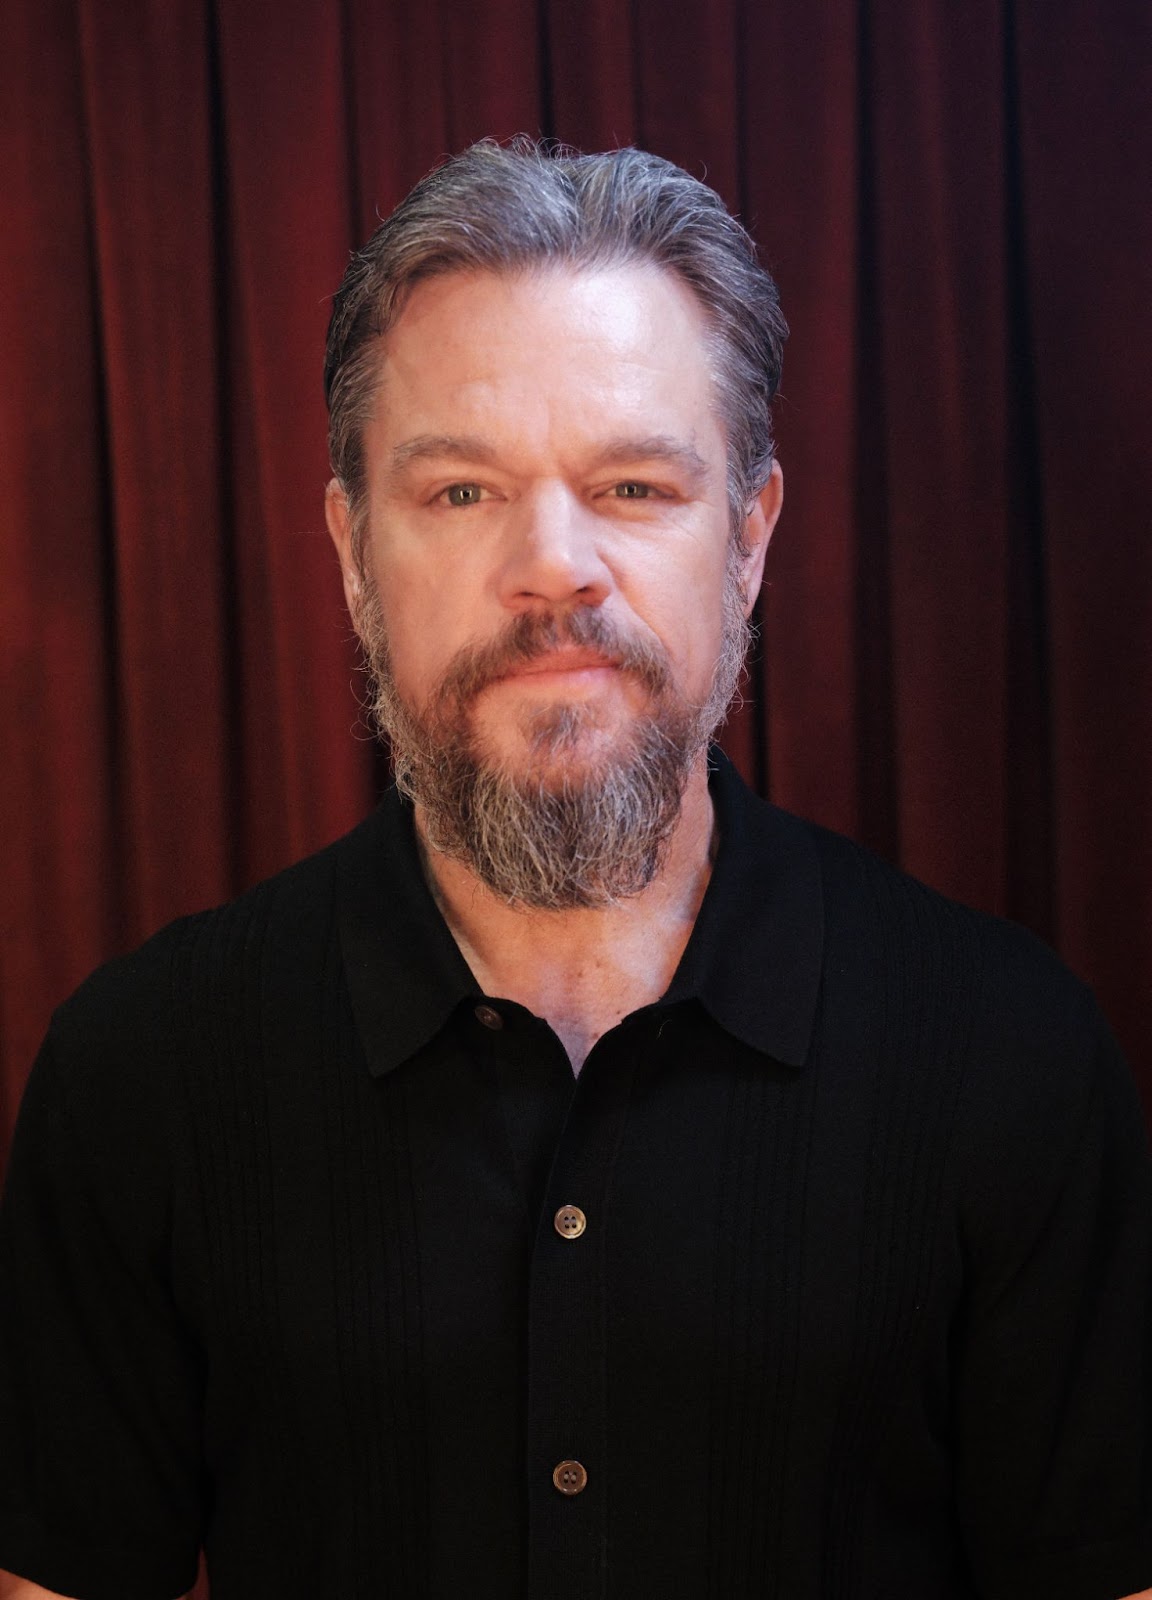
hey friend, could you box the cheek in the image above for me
[370,556,488,701]
[643,546,730,672]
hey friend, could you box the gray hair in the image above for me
[324,137,787,559]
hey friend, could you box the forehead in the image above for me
[365,263,724,461]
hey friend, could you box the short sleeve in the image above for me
[0,1015,203,1600]
[955,1009,1152,1600]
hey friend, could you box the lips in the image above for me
[433,609,669,714]
[500,649,621,679]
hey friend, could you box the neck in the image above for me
[414,758,716,1072]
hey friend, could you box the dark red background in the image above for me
[3,0,1150,1179]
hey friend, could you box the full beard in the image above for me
[350,557,751,910]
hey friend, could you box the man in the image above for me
[1,139,1150,1600]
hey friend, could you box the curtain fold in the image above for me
[2,0,1149,1160]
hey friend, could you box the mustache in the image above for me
[432,608,673,712]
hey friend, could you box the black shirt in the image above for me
[2,754,1151,1599]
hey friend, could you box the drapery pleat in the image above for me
[2,0,1149,1168]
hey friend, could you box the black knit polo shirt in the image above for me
[2,754,1151,1599]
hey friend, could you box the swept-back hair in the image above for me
[324,137,787,555]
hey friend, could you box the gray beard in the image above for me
[350,560,751,910]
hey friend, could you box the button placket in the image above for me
[526,1032,640,1598]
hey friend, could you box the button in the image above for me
[554,1204,587,1239]
[474,1003,503,1030]
[552,1460,588,1495]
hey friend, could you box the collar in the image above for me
[662,748,824,1066]
[336,747,824,1079]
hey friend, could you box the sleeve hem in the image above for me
[975,1524,1152,1600]
[0,1512,198,1600]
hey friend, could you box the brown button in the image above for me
[554,1204,587,1239]
[474,1003,503,1030]
[552,1459,588,1495]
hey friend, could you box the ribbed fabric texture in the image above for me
[2,763,1150,1599]
[171,870,430,1595]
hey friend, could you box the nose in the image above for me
[496,484,613,611]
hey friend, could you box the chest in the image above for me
[177,997,966,1599]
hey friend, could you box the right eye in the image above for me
[443,483,486,507]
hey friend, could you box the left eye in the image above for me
[444,483,485,506]
[614,482,652,499]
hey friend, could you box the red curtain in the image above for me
[3,0,1150,1173]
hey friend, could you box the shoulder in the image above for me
[62,812,376,1016]
[800,814,1099,1046]
[758,802,1113,1114]
[789,814,1143,1216]
[714,760,1108,1105]
[36,812,379,1128]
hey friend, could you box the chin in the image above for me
[476,700,634,785]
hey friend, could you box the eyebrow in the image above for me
[385,432,712,488]
[591,436,712,487]
[386,434,501,478]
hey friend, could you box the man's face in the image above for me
[326,263,781,904]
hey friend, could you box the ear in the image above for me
[324,478,362,615]
[738,459,783,617]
